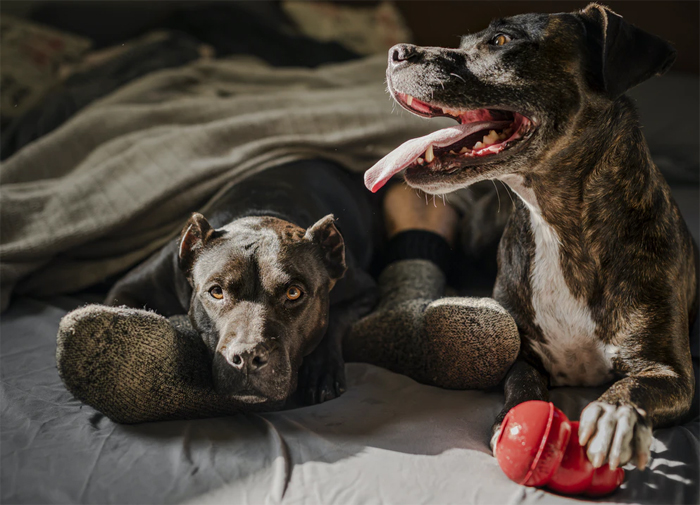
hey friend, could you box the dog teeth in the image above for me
[425,144,435,163]
[483,130,501,146]
[417,157,424,164]
[449,150,457,155]
[460,146,469,154]
[406,95,414,106]
[497,129,510,141]
[474,141,484,149]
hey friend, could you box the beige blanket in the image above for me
[0,54,447,311]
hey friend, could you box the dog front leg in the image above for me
[579,366,694,470]
[490,358,549,452]
[299,266,378,405]
[298,317,346,405]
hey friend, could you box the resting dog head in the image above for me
[178,212,346,403]
[364,3,676,194]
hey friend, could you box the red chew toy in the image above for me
[495,401,624,497]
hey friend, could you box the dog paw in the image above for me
[298,350,346,406]
[578,401,652,470]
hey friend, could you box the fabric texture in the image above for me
[346,259,520,389]
[384,230,454,274]
[0,54,450,312]
[1,2,361,161]
[56,305,280,424]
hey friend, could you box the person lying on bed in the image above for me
[56,161,519,423]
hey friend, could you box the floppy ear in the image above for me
[178,213,214,276]
[304,214,347,283]
[579,3,676,99]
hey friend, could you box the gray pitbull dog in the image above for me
[365,4,697,471]
[107,160,378,405]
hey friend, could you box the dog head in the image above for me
[364,3,676,194]
[178,213,346,403]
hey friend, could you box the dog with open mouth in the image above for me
[365,3,698,471]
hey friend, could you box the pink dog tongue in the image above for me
[364,121,508,192]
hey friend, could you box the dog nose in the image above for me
[390,43,420,66]
[227,345,270,372]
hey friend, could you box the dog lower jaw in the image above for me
[404,173,495,196]
[403,132,536,195]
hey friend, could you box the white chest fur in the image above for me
[500,175,615,387]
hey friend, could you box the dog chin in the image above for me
[213,373,295,404]
[229,392,270,404]
[403,162,504,195]
[220,381,293,404]
[403,180,459,195]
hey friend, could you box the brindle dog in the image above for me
[364,3,698,470]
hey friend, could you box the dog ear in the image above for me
[579,3,676,99]
[305,214,347,283]
[178,213,214,276]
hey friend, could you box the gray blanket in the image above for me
[0,54,447,311]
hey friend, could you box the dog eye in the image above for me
[209,286,224,300]
[286,286,303,301]
[492,34,512,46]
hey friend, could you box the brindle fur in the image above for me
[383,3,697,466]
[495,97,698,428]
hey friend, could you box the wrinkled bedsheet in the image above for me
[2,290,698,504]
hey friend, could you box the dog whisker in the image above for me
[491,179,501,214]
[499,179,516,208]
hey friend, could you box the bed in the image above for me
[1,4,698,504]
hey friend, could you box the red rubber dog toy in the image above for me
[495,401,624,496]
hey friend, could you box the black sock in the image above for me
[385,230,453,275]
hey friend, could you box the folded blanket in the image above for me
[0,55,449,311]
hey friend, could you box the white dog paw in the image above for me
[578,401,652,470]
